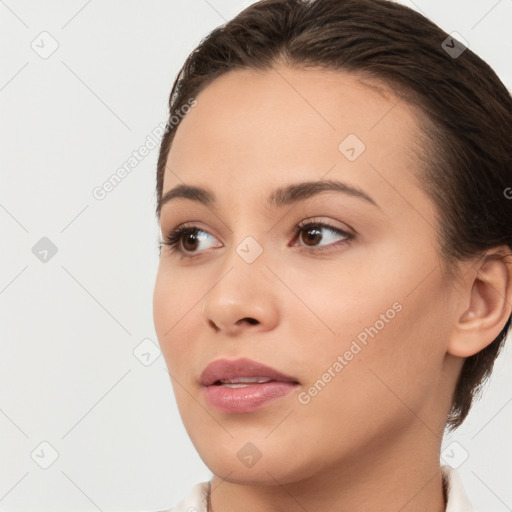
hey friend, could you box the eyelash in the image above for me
[159,220,354,258]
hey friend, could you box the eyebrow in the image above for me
[159,179,379,215]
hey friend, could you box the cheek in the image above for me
[153,267,175,345]
[152,265,202,370]
[153,262,206,325]
[285,306,446,471]
[293,250,448,409]
[308,271,449,424]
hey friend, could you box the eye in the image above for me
[159,219,353,258]
[160,224,220,257]
[292,220,353,251]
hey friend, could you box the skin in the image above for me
[153,65,512,512]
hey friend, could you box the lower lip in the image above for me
[203,381,298,413]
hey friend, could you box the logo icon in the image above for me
[338,133,366,161]
[237,442,262,468]
[441,440,469,469]
[236,236,263,264]
[133,338,161,367]
[31,31,59,59]
[31,441,59,469]
[32,237,58,263]
[441,32,468,59]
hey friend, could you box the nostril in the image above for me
[208,319,220,331]
[240,317,259,325]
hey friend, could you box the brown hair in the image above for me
[155,0,512,431]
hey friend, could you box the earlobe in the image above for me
[448,249,512,358]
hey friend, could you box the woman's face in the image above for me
[153,66,464,484]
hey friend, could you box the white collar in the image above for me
[162,465,473,512]
[442,465,474,511]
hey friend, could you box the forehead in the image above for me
[162,65,427,214]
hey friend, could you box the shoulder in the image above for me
[157,481,210,512]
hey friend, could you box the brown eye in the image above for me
[181,230,201,252]
[163,226,219,256]
[293,221,353,251]
[300,226,323,246]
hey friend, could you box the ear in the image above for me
[448,247,512,358]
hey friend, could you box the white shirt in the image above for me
[160,465,474,512]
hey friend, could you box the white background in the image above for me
[0,1,511,511]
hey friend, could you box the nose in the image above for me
[201,261,280,336]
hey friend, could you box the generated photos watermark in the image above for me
[92,98,197,201]
[298,301,403,405]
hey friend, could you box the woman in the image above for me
[152,0,512,510]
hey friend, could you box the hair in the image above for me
[155,0,512,431]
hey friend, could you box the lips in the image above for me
[199,357,299,387]
[199,358,300,413]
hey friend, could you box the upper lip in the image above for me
[199,357,299,386]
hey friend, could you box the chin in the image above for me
[190,433,324,486]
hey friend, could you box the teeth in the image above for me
[220,383,257,388]
[218,377,273,386]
